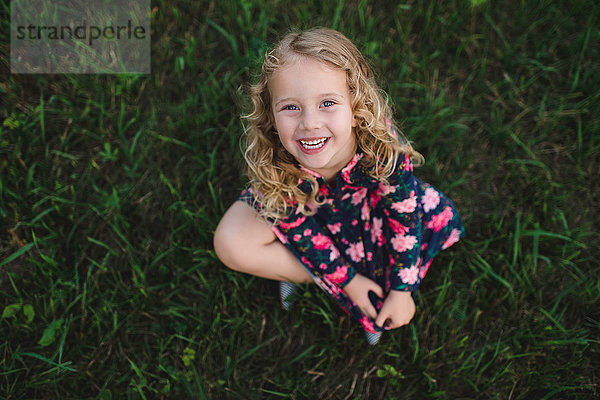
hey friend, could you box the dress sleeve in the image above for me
[383,155,423,292]
[384,155,465,292]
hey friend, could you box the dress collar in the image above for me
[296,152,375,194]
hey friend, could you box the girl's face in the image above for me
[269,57,357,185]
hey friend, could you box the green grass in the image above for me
[1,0,599,398]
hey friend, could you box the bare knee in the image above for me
[213,201,310,282]
[213,201,275,274]
[213,221,246,273]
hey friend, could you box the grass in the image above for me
[1,0,599,398]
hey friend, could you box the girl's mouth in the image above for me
[298,137,329,150]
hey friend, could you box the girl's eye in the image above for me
[283,105,299,111]
[322,100,335,107]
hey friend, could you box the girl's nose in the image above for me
[300,108,323,130]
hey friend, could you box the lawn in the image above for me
[1,0,599,398]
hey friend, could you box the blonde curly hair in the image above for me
[243,27,422,222]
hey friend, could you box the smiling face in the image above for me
[269,56,357,185]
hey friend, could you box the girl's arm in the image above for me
[213,201,312,283]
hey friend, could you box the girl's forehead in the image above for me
[268,56,348,97]
[276,55,342,76]
[269,57,348,96]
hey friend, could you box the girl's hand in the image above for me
[375,290,415,329]
[343,274,385,319]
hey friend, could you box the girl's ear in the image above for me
[352,114,358,128]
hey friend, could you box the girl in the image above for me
[213,28,464,345]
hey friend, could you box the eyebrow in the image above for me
[274,93,345,108]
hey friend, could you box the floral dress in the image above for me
[240,152,465,333]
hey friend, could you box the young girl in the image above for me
[214,28,464,345]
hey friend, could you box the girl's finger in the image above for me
[386,317,400,329]
[364,303,378,320]
[374,307,389,327]
[369,281,385,298]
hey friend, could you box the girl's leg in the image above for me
[213,201,312,283]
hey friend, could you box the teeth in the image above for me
[300,138,327,149]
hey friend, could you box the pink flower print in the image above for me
[422,187,440,213]
[388,218,409,235]
[279,216,306,230]
[311,233,332,250]
[361,201,370,221]
[327,222,342,234]
[319,263,328,270]
[303,228,312,236]
[345,242,365,263]
[329,245,340,261]
[399,264,419,285]
[370,191,382,208]
[371,217,384,246]
[391,191,417,213]
[419,259,433,279]
[360,315,376,333]
[366,252,373,261]
[293,234,301,242]
[352,187,368,206]
[426,206,454,232]
[420,242,428,251]
[391,234,417,253]
[403,154,413,172]
[324,265,349,284]
[441,228,462,249]
[341,153,363,183]
[317,184,330,198]
[352,219,358,226]
[272,227,288,244]
[377,182,396,196]
[300,256,314,270]
[299,164,322,178]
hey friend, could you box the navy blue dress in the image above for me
[240,152,464,333]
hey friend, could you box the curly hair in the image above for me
[243,27,422,222]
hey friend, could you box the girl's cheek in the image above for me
[276,117,296,133]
